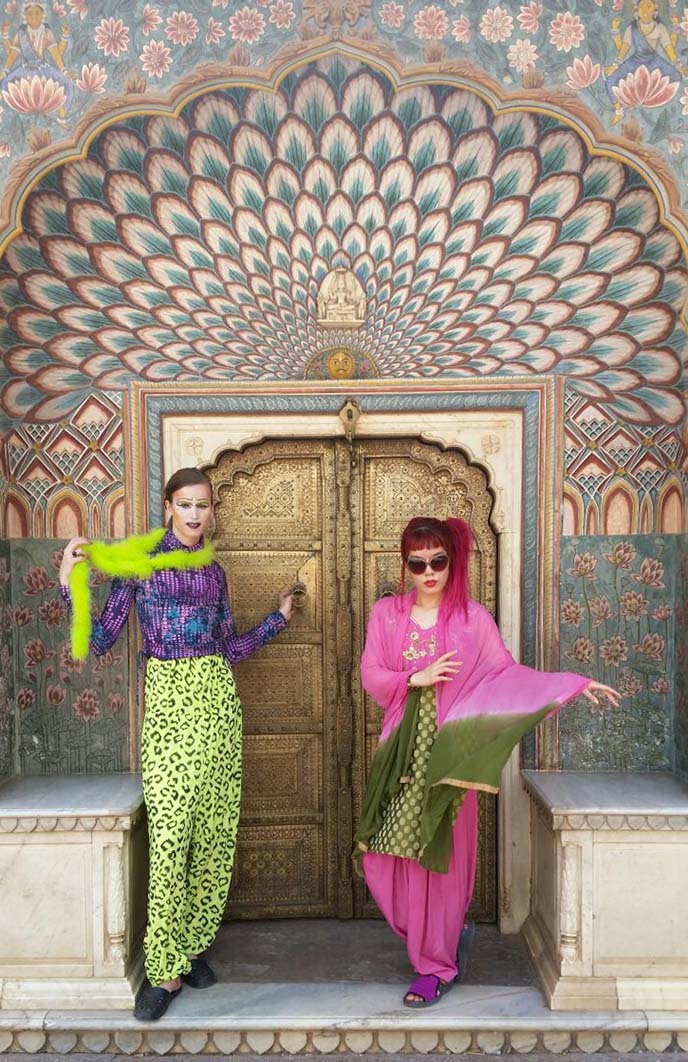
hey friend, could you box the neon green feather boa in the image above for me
[69,527,215,660]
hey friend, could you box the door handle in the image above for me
[377,581,397,600]
[290,581,308,609]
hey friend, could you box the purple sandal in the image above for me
[402,973,457,1009]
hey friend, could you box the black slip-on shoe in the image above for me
[181,956,217,989]
[133,983,182,1021]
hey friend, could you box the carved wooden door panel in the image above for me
[210,440,346,918]
[350,438,498,921]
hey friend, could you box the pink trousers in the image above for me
[361,789,478,981]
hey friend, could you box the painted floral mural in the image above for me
[0,541,13,779]
[10,538,129,772]
[559,534,675,769]
[0,2,687,206]
[674,536,688,776]
[0,55,686,429]
[0,1,686,779]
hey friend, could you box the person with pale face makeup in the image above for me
[60,468,293,1021]
[354,516,619,1008]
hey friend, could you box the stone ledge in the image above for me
[0,773,146,1008]
[0,983,687,1055]
[522,770,688,832]
[0,774,144,832]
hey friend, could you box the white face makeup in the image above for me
[164,484,213,546]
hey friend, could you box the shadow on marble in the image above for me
[206,921,536,987]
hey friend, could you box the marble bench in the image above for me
[0,774,147,1009]
[522,770,688,1011]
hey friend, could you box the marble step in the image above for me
[1,982,687,1055]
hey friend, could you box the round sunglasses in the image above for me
[406,554,449,575]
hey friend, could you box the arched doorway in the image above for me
[207,435,498,921]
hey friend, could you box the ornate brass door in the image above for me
[208,436,497,921]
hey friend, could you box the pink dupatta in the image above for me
[354,593,588,872]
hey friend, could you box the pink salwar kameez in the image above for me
[363,792,477,981]
[355,592,588,982]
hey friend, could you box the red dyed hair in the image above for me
[399,516,474,617]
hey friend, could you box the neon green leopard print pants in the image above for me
[142,654,242,985]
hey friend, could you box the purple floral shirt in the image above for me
[60,529,287,664]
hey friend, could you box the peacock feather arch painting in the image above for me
[1,55,686,425]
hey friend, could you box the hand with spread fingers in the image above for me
[582,680,621,709]
[409,649,463,687]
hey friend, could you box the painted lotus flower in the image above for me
[414,5,448,39]
[23,566,55,594]
[565,636,595,664]
[567,553,597,579]
[561,599,583,626]
[518,1,541,33]
[632,557,665,588]
[23,638,55,667]
[652,677,670,694]
[549,11,584,51]
[603,542,636,569]
[2,75,66,114]
[507,37,538,73]
[619,590,648,619]
[565,55,600,90]
[75,62,107,93]
[589,594,616,626]
[229,6,265,42]
[94,17,130,57]
[16,688,36,710]
[613,65,679,109]
[74,688,100,721]
[46,683,67,705]
[599,635,627,666]
[379,1,404,29]
[451,14,470,41]
[0,142,10,158]
[142,3,162,36]
[140,39,171,78]
[13,606,33,626]
[479,4,513,42]
[618,671,642,697]
[205,16,224,43]
[633,632,665,660]
[67,0,87,17]
[653,604,672,621]
[165,10,198,46]
[107,692,125,713]
[269,0,294,28]
[38,596,67,628]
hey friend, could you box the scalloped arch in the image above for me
[0,47,687,425]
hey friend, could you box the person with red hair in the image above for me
[354,516,618,1008]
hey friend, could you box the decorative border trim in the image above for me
[0,809,144,833]
[0,1023,686,1054]
[525,783,688,833]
